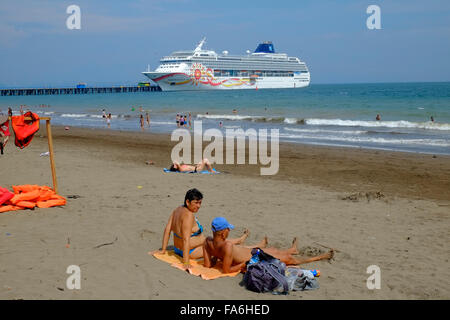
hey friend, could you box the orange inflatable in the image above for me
[0,185,66,213]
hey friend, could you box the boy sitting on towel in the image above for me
[203,217,334,274]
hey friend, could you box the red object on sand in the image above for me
[0,187,14,206]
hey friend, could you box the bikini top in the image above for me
[173,216,203,239]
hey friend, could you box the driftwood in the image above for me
[93,236,118,249]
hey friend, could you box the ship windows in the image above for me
[210,70,298,77]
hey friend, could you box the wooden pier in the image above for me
[0,85,161,97]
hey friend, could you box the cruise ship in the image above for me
[142,38,310,91]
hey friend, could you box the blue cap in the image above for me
[211,217,235,232]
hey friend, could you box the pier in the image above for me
[0,85,161,97]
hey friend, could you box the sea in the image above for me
[1,82,449,155]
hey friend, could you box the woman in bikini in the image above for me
[152,189,249,270]
[169,158,214,173]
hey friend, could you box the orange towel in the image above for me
[150,250,240,280]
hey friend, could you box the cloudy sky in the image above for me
[1,0,449,87]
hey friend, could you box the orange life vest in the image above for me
[11,111,40,149]
[0,185,66,213]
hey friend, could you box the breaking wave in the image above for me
[304,118,450,131]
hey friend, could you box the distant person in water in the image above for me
[8,107,13,117]
[146,111,150,126]
[169,158,214,173]
[107,113,111,128]
[376,114,381,121]
[140,114,145,131]
[430,116,434,122]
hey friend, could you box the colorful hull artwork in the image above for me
[151,64,255,90]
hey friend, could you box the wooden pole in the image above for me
[45,119,58,193]
[8,116,58,193]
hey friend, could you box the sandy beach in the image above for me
[1,126,449,300]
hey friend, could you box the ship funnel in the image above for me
[254,41,275,53]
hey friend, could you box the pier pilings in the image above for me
[0,86,161,96]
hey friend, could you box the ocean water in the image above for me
[1,82,449,155]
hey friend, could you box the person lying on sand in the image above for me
[150,189,249,270]
[169,158,214,173]
[203,217,335,274]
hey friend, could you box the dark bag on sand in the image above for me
[243,248,289,294]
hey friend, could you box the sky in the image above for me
[0,0,449,87]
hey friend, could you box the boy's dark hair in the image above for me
[169,164,177,172]
[184,188,203,206]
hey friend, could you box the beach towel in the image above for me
[163,168,219,174]
[150,250,240,280]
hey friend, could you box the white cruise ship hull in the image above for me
[142,71,310,91]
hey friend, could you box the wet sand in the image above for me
[0,126,449,299]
